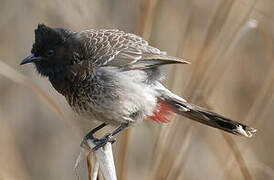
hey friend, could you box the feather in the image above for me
[75,29,190,70]
[126,54,190,70]
[147,99,174,123]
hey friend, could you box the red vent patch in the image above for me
[147,99,174,123]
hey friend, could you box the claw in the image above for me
[92,133,115,151]
[80,133,99,150]
[81,123,127,151]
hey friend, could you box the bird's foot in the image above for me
[80,132,116,151]
[80,123,128,151]
[92,133,116,151]
[80,133,96,150]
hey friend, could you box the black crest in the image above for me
[31,24,70,56]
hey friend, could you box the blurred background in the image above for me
[0,0,273,179]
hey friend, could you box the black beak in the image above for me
[20,54,42,65]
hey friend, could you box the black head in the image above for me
[20,24,74,77]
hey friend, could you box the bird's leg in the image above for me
[85,123,107,139]
[111,122,129,136]
[92,122,129,151]
[81,123,107,149]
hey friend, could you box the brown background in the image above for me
[0,0,273,179]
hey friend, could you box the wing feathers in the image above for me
[78,29,189,69]
[125,54,190,70]
[141,54,190,64]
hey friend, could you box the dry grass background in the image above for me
[0,0,274,179]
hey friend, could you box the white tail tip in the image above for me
[234,125,257,138]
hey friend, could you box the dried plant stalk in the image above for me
[149,1,259,180]
[117,1,160,180]
[117,129,131,180]
[245,27,274,125]
[223,24,274,180]
[185,0,236,98]
[136,0,159,40]
[86,140,117,180]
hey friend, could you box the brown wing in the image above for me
[76,29,189,69]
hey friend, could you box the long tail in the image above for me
[156,83,257,137]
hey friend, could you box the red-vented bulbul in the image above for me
[20,24,256,150]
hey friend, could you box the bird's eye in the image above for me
[46,50,55,57]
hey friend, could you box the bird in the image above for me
[20,24,257,150]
